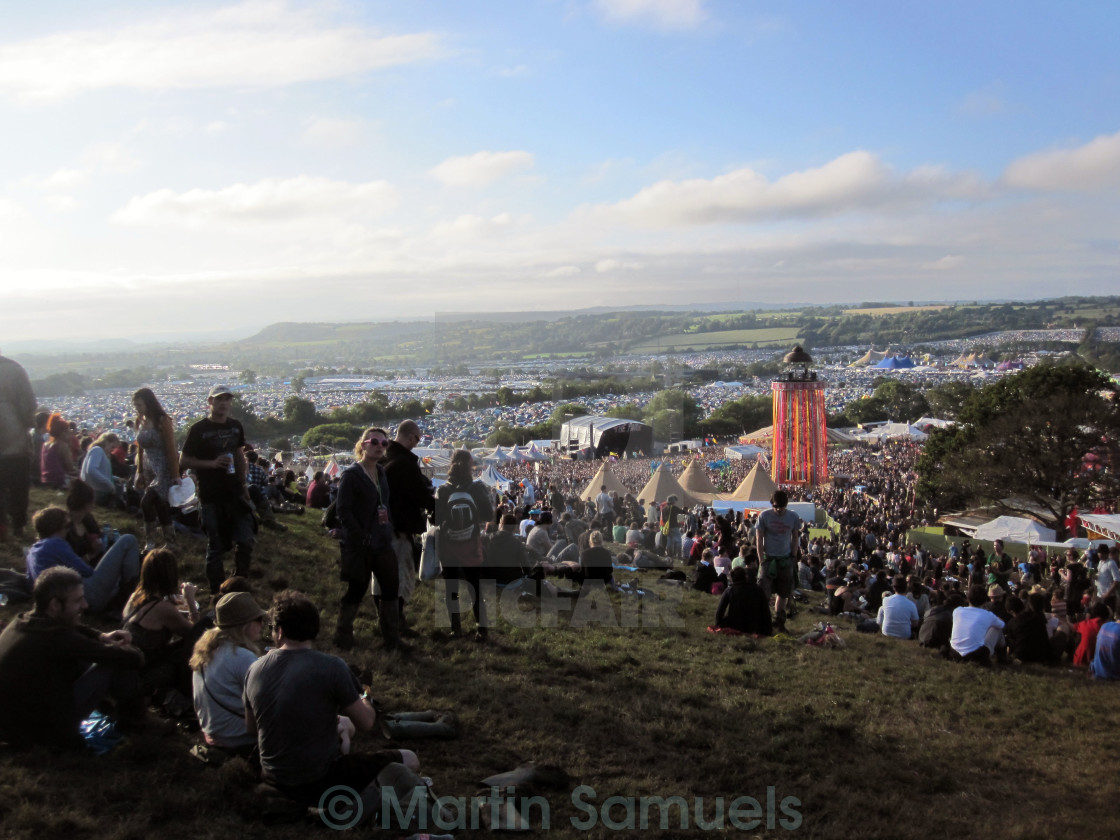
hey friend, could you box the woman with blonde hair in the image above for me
[190,592,266,756]
[333,427,399,650]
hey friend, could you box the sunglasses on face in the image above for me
[364,438,389,447]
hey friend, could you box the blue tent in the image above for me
[875,355,915,369]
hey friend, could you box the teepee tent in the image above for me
[578,462,629,502]
[678,460,720,497]
[727,462,779,502]
[635,464,698,507]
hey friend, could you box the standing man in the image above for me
[0,567,145,749]
[180,385,255,595]
[755,490,802,633]
[384,420,435,634]
[1094,544,1119,615]
[595,484,615,530]
[987,539,1013,592]
[0,351,36,540]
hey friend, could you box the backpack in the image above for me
[443,486,480,542]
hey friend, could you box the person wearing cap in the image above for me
[190,592,266,757]
[180,385,255,595]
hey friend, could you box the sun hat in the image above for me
[215,592,266,628]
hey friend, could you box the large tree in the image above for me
[916,362,1120,539]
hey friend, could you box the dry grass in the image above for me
[2,487,1119,839]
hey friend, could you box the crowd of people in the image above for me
[1,354,1118,829]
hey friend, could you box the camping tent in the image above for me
[578,462,629,502]
[636,464,698,507]
[850,347,888,367]
[482,446,511,463]
[726,462,779,502]
[973,516,1056,544]
[524,443,548,461]
[866,422,929,441]
[507,445,530,462]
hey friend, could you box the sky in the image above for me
[1,0,1119,344]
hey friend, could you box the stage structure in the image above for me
[771,346,829,486]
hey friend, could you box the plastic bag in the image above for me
[419,526,441,581]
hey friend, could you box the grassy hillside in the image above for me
[2,488,1118,838]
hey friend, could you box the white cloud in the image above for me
[545,265,581,277]
[0,0,443,99]
[301,117,366,148]
[42,195,79,213]
[205,121,229,136]
[80,142,144,174]
[40,168,87,189]
[111,176,398,229]
[595,258,643,272]
[589,151,986,227]
[430,212,522,240]
[593,0,707,29]
[923,254,964,270]
[429,150,535,188]
[1003,129,1120,192]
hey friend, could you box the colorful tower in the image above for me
[771,346,829,486]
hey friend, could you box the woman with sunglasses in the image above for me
[333,428,401,650]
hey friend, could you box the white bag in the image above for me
[419,526,442,581]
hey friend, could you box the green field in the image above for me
[629,326,801,353]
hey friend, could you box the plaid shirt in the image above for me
[246,461,269,488]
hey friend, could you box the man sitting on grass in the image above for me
[949,585,1006,664]
[877,575,919,640]
[25,506,140,614]
[0,567,145,749]
[244,590,436,828]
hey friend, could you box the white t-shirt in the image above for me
[1096,559,1119,597]
[877,593,919,640]
[950,606,1005,656]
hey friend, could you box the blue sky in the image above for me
[1,0,1118,343]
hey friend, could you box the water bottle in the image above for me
[0,593,8,607]
[102,525,112,550]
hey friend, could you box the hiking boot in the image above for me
[334,601,359,650]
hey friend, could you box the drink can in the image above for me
[227,451,236,474]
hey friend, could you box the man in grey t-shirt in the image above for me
[244,591,425,825]
[755,490,801,633]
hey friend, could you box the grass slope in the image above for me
[2,488,1118,839]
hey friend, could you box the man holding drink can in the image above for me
[180,385,255,595]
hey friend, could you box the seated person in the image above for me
[78,433,123,506]
[63,479,141,594]
[525,520,553,562]
[483,515,533,585]
[1090,619,1120,680]
[950,585,1006,662]
[1070,603,1110,668]
[692,549,723,592]
[918,589,962,648]
[712,566,772,636]
[0,567,144,749]
[25,506,141,614]
[121,548,209,698]
[40,413,77,489]
[876,576,919,640]
[190,592,266,757]
[245,591,434,829]
[306,471,331,509]
[578,530,616,586]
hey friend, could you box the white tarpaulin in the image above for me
[973,516,1056,544]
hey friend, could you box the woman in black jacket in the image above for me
[333,428,400,650]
